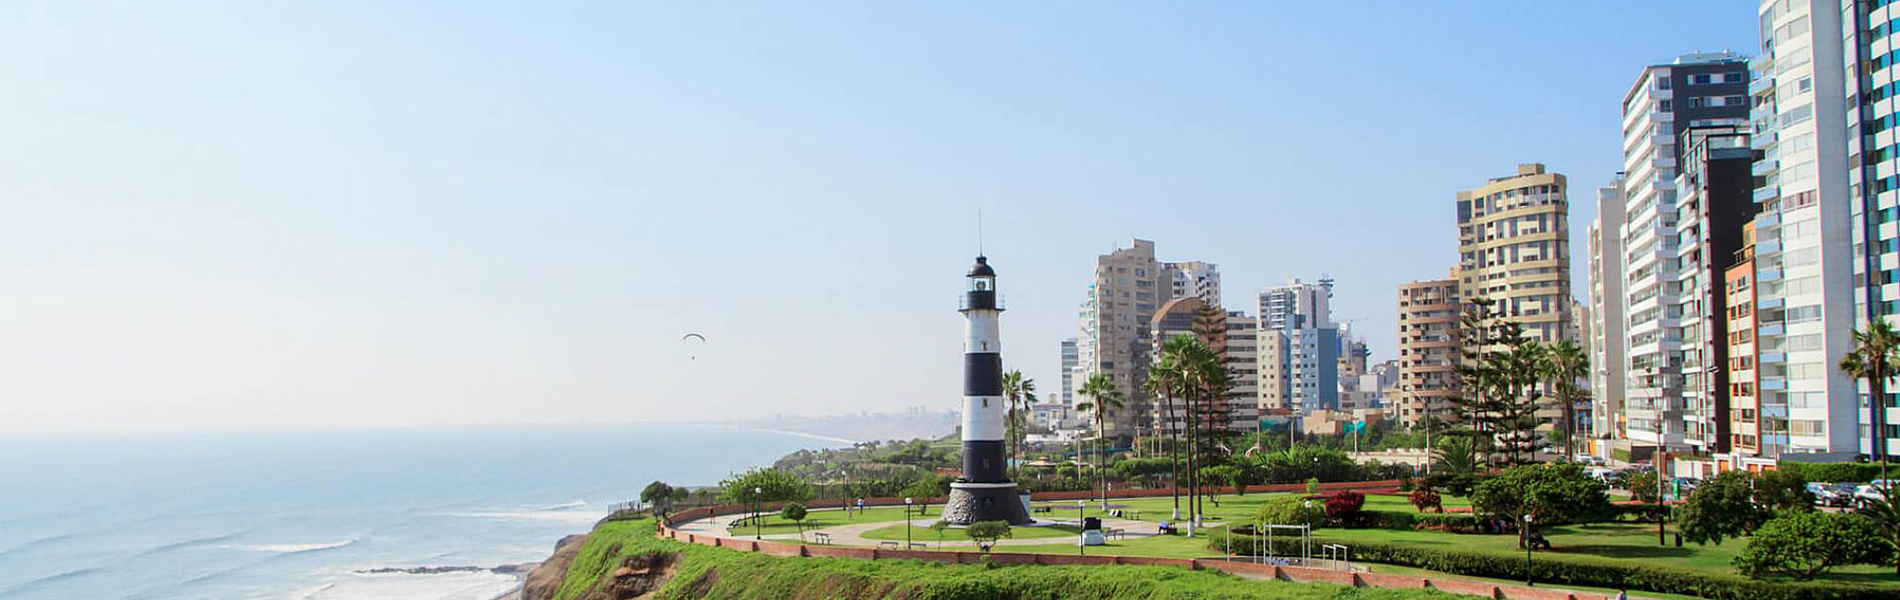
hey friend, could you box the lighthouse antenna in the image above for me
[977,208,984,256]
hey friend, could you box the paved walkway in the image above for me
[679,507,1162,549]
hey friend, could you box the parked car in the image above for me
[1856,483,1891,506]
[1809,482,1855,507]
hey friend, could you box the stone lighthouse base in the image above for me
[941,482,1033,525]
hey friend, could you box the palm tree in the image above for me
[1540,340,1588,461]
[1001,370,1037,472]
[1075,373,1123,505]
[1154,334,1220,532]
[1855,481,1900,575]
[1144,353,1184,520]
[1840,318,1900,482]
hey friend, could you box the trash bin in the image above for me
[1083,516,1102,531]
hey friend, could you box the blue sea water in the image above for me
[0,424,836,600]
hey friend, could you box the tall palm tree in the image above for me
[1541,340,1588,461]
[1840,318,1900,482]
[1075,373,1123,505]
[1001,370,1037,472]
[1154,334,1220,531]
[1855,481,1900,575]
[1144,354,1184,520]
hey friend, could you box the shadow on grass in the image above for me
[1551,544,1696,559]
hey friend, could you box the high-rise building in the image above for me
[1148,298,1251,435]
[1673,125,1756,461]
[1844,1,1900,460]
[1397,273,1461,427]
[1723,216,1780,469]
[1073,239,1215,438]
[1165,261,1222,308]
[1258,278,1340,414]
[1224,310,1261,432]
[1588,175,1628,441]
[1617,53,1752,452]
[1752,0,1861,456]
[1059,338,1078,407]
[1456,164,1575,344]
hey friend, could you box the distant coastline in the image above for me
[708,424,858,445]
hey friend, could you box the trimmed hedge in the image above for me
[1776,461,1899,484]
[1344,541,1893,600]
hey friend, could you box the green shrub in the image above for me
[1343,540,1893,600]
[1734,512,1893,580]
[1254,495,1325,529]
[1777,461,1900,485]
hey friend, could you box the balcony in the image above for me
[1761,378,1788,391]
[1759,351,1786,364]
[1755,211,1780,228]
[1754,187,1780,203]
[1750,75,1774,96]
[1753,160,1778,177]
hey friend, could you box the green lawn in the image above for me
[859,521,1082,542]
[724,505,923,536]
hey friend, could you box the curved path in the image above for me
[686,506,1160,548]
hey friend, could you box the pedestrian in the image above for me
[1615,588,1627,600]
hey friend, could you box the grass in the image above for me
[556,518,1462,600]
[858,522,1081,542]
[725,506,921,536]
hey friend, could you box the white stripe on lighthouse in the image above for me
[964,312,1000,353]
[962,395,1005,440]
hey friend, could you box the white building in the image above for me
[1589,175,1628,442]
[1843,0,1900,459]
[1257,278,1340,414]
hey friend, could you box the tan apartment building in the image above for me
[1073,239,1217,438]
[1456,163,1575,343]
[1396,273,1461,427]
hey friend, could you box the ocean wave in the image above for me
[446,509,604,524]
[237,538,359,554]
[0,567,105,596]
[291,583,337,600]
[534,500,587,511]
[131,530,248,557]
[0,532,79,560]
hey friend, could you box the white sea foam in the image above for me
[446,509,605,525]
[299,571,519,600]
[239,538,358,554]
[534,500,587,511]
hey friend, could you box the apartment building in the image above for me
[1396,274,1461,427]
[1588,175,1628,441]
[1258,278,1340,414]
[1844,0,1900,458]
[1673,126,1756,457]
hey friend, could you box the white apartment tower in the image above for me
[1844,0,1900,459]
[1589,175,1628,441]
[1750,0,1860,455]
[1257,278,1340,414]
[1617,53,1750,451]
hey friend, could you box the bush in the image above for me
[965,520,1012,552]
[1254,496,1324,529]
[1409,489,1442,513]
[1343,540,1894,600]
[1305,477,1320,495]
[1323,491,1365,521]
[1778,461,1900,484]
[1734,512,1893,580]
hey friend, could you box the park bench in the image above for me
[908,542,928,550]
[1104,528,1125,540]
[878,541,900,549]
[812,532,831,545]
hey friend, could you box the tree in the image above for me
[1471,463,1612,549]
[1734,512,1893,580]
[641,481,688,516]
[1855,482,1900,575]
[1540,340,1588,460]
[1840,318,1900,482]
[899,477,950,516]
[928,519,950,549]
[966,520,1012,552]
[1001,370,1038,472]
[780,502,809,542]
[1677,470,1769,546]
[1200,464,1241,506]
[1075,373,1124,505]
[720,468,814,505]
[1754,469,1815,514]
[1624,470,1661,504]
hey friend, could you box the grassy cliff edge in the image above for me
[538,518,1455,600]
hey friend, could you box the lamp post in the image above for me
[1076,500,1086,555]
[904,497,913,547]
[753,486,763,540]
[1523,514,1535,586]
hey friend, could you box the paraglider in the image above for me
[682,333,706,360]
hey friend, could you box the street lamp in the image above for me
[1523,514,1535,586]
[1076,500,1087,555]
[753,486,763,540]
[904,497,914,548]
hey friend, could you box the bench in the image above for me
[812,532,831,545]
[878,541,900,549]
[1032,506,1053,514]
[1104,528,1125,540]
[909,542,928,550]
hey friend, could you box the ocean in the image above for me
[0,424,840,599]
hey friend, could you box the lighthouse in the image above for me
[941,255,1033,525]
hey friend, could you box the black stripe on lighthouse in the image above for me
[964,353,1002,397]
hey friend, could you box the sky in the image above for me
[0,1,1759,432]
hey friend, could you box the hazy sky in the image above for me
[1,1,1758,432]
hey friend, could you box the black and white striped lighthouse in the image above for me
[942,255,1032,525]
